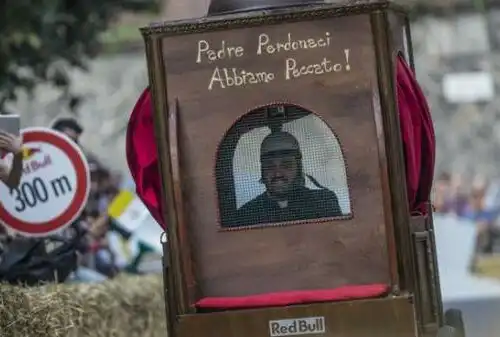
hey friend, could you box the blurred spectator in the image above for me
[62,216,108,284]
[52,118,83,144]
[433,172,452,214]
[434,172,470,217]
[463,183,488,221]
[87,211,118,278]
[50,118,123,283]
[433,172,500,255]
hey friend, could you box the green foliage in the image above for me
[121,0,162,12]
[0,0,158,113]
[471,0,487,13]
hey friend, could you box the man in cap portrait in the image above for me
[235,131,343,226]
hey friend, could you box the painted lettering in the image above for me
[285,57,346,80]
[257,32,331,55]
[22,155,53,176]
[208,66,275,90]
[196,39,244,63]
[194,30,353,90]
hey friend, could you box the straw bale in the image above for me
[0,274,167,337]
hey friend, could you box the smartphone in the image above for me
[0,115,20,136]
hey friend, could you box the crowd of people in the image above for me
[433,172,500,255]
[0,117,149,285]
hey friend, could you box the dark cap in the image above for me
[260,131,300,158]
[51,117,83,134]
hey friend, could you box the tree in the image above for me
[0,0,158,113]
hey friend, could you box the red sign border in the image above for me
[0,128,90,236]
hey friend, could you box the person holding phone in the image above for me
[0,131,23,189]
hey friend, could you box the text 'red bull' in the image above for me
[269,317,325,337]
[22,147,52,175]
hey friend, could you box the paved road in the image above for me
[436,215,500,337]
[444,299,500,337]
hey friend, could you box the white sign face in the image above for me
[0,127,90,237]
[442,72,495,104]
[269,317,326,337]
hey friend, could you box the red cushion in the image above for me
[195,284,390,309]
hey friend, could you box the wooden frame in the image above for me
[410,205,444,336]
[141,0,419,325]
[178,295,417,337]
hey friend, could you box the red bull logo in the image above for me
[22,147,41,160]
[19,147,52,175]
[269,317,326,337]
[0,146,41,160]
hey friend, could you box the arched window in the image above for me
[215,103,351,229]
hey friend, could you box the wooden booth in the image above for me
[140,1,465,337]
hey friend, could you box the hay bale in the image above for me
[0,274,167,337]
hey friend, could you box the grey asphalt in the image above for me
[436,214,500,337]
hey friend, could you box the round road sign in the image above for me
[0,127,90,237]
